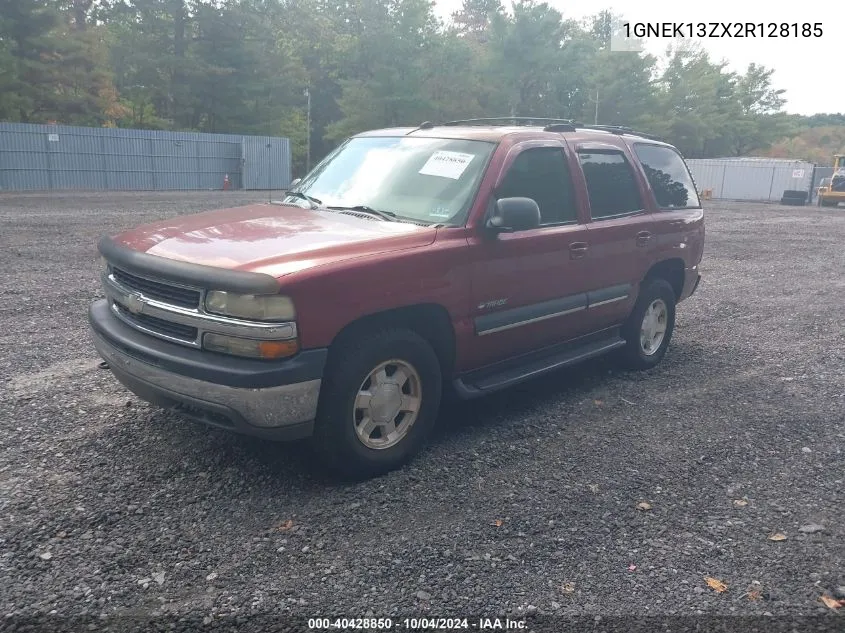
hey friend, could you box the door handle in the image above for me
[569,242,588,259]
[636,231,652,247]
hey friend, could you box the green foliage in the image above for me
[0,0,841,165]
[762,126,845,165]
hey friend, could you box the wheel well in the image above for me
[644,258,685,300]
[328,304,456,376]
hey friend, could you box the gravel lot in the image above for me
[1,192,843,629]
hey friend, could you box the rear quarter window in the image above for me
[633,144,701,210]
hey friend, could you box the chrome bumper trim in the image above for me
[91,329,320,429]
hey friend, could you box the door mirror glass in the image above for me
[487,197,541,233]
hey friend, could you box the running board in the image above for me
[453,332,626,399]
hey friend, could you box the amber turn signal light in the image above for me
[257,339,300,359]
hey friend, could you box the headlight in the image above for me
[205,291,295,322]
[203,333,299,359]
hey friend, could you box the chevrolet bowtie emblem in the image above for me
[124,292,145,315]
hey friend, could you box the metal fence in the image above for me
[686,158,816,202]
[0,122,291,191]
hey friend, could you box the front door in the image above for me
[465,143,593,369]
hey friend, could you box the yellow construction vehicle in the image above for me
[818,154,845,207]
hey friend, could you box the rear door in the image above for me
[574,144,653,330]
[465,141,593,368]
[630,142,705,275]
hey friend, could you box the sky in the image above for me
[432,0,840,116]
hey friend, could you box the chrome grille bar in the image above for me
[101,269,296,348]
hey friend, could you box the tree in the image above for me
[325,0,440,140]
[725,63,788,155]
[451,0,503,40]
[0,0,62,121]
[485,0,571,116]
[0,0,836,168]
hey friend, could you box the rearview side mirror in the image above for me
[486,197,541,234]
[288,178,301,189]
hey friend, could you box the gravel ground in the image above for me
[1,192,843,630]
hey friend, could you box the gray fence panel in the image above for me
[721,163,774,200]
[241,136,292,190]
[0,125,50,190]
[0,122,290,191]
[687,158,816,202]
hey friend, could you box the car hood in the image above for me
[111,203,437,277]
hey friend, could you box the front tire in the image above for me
[312,328,442,479]
[620,278,676,370]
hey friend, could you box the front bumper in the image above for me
[89,299,327,440]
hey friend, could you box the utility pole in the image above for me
[594,87,599,125]
[304,86,311,173]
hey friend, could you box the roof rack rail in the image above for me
[408,117,662,140]
[543,123,577,132]
[441,117,577,128]
[577,123,663,141]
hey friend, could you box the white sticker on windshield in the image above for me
[418,151,475,180]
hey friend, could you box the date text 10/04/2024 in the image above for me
[623,22,823,38]
[307,618,528,630]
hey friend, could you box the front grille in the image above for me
[112,267,201,309]
[114,301,198,341]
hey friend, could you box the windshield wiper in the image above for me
[327,205,400,222]
[285,190,322,209]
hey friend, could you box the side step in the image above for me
[453,331,626,399]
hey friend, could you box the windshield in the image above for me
[284,136,496,224]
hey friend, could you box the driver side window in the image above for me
[496,147,578,225]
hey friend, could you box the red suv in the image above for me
[89,118,704,478]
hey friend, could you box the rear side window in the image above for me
[577,151,643,219]
[633,144,701,209]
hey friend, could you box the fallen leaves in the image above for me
[768,532,787,542]
[747,590,762,601]
[277,520,294,531]
[560,582,576,595]
[636,502,652,511]
[733,499,748,507]
[704,577,728,593]
[820,595,843,610]
[492,519,504,527]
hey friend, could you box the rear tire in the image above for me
[312,328,442,479]
[619,278,676,370]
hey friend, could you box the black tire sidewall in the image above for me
[622,279,676,369]
[314,329,442,477]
